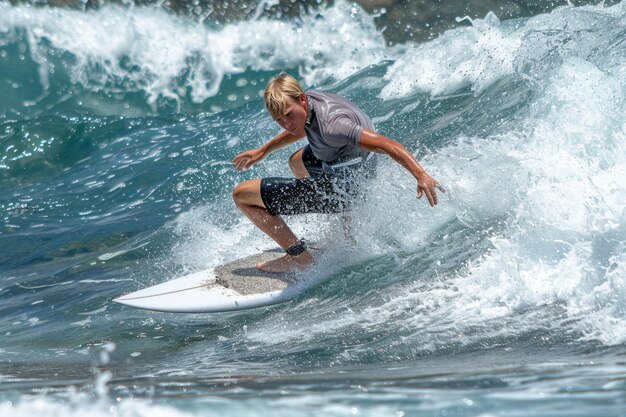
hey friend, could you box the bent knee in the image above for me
[289,148,308,178]
[232,180,263,207]
[232,182,250,204]
[289,148,302,164]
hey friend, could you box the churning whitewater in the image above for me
[1,1,625,416]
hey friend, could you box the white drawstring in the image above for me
[322,152,374,170]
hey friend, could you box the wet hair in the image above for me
[263,72,304,120]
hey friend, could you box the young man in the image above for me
[232,73,443,273]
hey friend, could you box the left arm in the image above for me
[360,128,444,207]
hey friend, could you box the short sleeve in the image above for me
[324,116,364,147]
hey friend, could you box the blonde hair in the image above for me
[263,72,304,120]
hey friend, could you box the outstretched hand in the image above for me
[417,173,445,207]
[232,148,265,170]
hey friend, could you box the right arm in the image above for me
[232,130,303,170]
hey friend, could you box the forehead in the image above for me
[274,100,300,120]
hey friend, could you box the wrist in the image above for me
[413,169,428,182]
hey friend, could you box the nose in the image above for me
[280,119,296,133]
[277,119,290,131]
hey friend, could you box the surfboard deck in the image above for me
[113,248,317,313]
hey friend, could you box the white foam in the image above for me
[1,398,191,417]
[380,12,521,99]
[0,1,387,109]
[424,58,625,345]
[378,2,626,100]
[0,396,441,417]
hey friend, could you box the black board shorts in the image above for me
[260,145,377,216]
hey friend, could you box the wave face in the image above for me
[0,1,386,116]
[1,1,626,416]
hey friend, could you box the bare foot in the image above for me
[256,250,314,273]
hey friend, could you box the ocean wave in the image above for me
[0,1,387,115]
[0,2,625,400]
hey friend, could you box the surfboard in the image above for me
[113,248,318,313]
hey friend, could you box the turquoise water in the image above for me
[1,1,626,416]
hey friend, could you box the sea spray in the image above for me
[0,1,387,115]
[1,2,626,417]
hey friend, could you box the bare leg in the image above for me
[289,147,309,179]
[232,179,314,273]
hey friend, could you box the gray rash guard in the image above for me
[304,90,373,164]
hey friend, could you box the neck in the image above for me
[305,96,313,127]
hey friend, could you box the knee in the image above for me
[289,148,306,177]
[288,149,301,169]
[232,180,261,208]
[232,182,246,206]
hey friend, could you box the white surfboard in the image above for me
[113,248,318,313]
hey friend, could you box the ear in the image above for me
[299,93,308,113]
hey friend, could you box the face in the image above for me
[275,94,308,137]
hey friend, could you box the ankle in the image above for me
[285,239,306,256]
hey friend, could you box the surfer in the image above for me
[232,72,444,273]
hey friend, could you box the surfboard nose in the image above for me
[112,294,148,309]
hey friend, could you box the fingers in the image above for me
[424,186,436,207]
[233,149,263,170]
[417,175,446,207]
[418,181,441,207]
[233,157,242,169]
[417,185,436,206]
[233,151,255,170]
[233,156,250,170]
